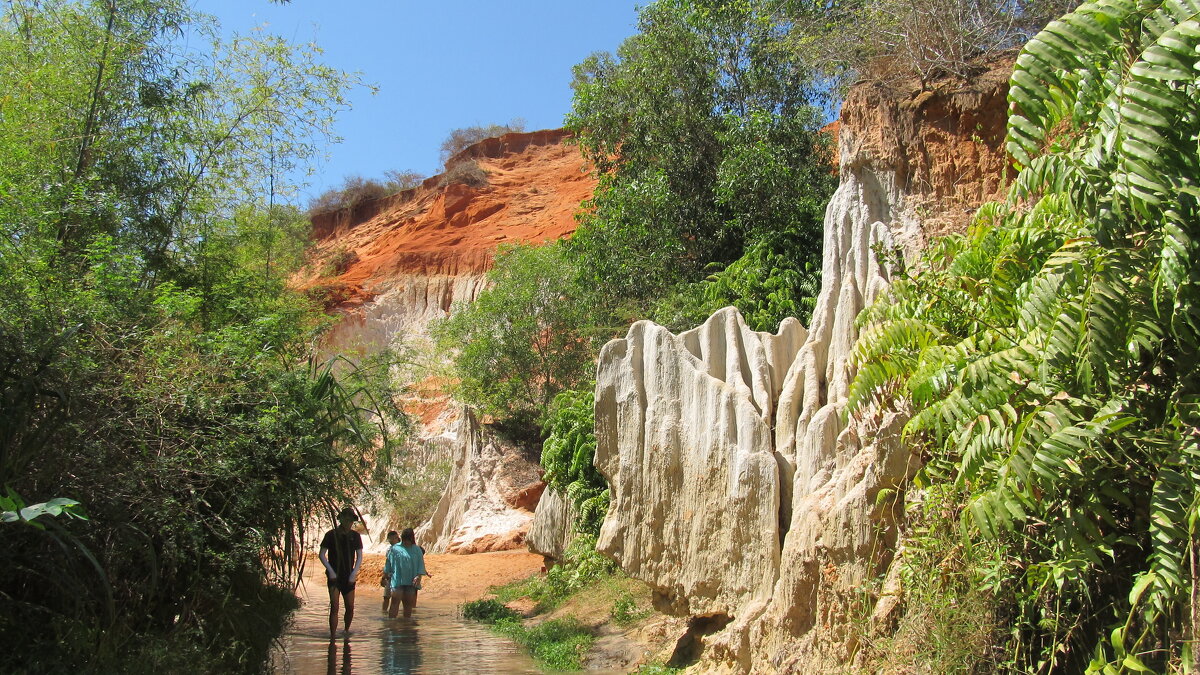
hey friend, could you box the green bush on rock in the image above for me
[541,389,610,535]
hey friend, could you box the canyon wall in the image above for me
[592,58,1014,671]
[416,408,545,554]
[306,129,594,554]
[304,128,595,353]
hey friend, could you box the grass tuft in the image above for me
[611,591,652,627]
[462,599,594,670]
[461,598,521,624]
[494,617,594,671]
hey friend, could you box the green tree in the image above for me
[565,0,834,324]
[433,242,594,430]
[0,0,357,272]
[850,0,1200,668]
[0,1,390,670]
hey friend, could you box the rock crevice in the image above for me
[417,408,543,554]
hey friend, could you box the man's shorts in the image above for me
[328,577,356,595]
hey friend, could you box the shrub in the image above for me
[438,159,489,188]
[461,598,521,624]
[541,389,609,535]
[544,536,618,597]
[307,175,390,215]
[787,0,1077,86]
[651,228,823,332]
[856,486,1005,672]
[438,119,526,165]
[307,170,426,215]
[382,169,426,191]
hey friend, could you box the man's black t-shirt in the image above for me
[320,528,363,578]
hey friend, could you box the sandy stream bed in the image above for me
[352,549,545,603]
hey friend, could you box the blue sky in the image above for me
[201,1,642,203]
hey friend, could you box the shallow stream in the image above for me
[272,575,541,674]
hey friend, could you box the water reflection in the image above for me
[274,574,541,674]
[381,620,421,674]
[326,637,351,675]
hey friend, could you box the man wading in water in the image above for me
[319,507,364,638]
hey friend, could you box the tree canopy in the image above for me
[565,0,835,329]
[432,242,595,430]
[0,1,396,670]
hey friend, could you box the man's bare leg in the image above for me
[387,593,400,619]
[381,590,389,612]
[401,587,417,618]
[327,584,340,638]
[343,589,356,634]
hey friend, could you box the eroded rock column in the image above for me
[417,408,543,554]
[594,307,804,618]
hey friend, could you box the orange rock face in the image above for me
[301,129,596,313]
[838,54,1015,239]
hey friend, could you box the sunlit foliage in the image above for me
[851,0,1200,668]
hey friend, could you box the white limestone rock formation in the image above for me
[321,273,487,355]
[593,60,1014,671]
[591,150,918,673]
[416,408,544,554]
[594,308,806,617]
[526,487,579,563]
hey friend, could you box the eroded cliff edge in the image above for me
[302,128,595,353]
[591,58,1014,671]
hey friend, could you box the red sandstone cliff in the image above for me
[301,128,595,322]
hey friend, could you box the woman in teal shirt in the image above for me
[384,528,429,618]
